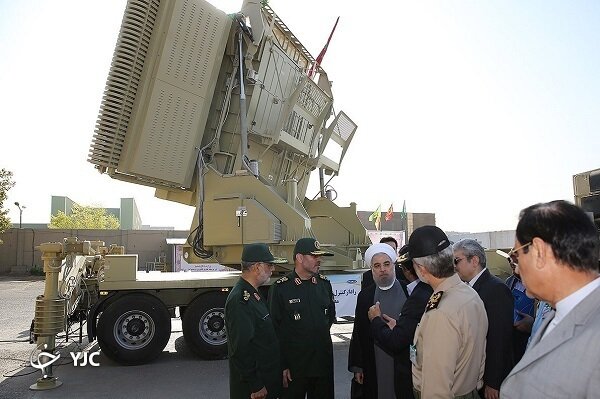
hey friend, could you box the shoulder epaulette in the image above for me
[425,291,443,312]
[319,274,328,280]
[276,276,289,284]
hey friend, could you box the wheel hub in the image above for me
[126,317,146,336]
[199,309,226,345]
[206,315,224,332]
[114,311,155,350]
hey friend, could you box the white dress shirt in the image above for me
[542,276,600,339]
[468,268,486,287]
[406,279,419,296]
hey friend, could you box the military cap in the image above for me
[293,238,334,258]
[396,244,411,265]
[407,225,450,259]
[242,243,288,264]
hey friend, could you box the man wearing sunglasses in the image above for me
[453,239,514,399]
[501,200,600,398]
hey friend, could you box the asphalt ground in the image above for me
[0,277,355,398]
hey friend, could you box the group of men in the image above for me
[225,200,600,398]
[225,237,336,399]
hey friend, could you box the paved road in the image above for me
[0,278,355,398]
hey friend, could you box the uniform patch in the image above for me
[311,276,317,284]
[425,291,443,312]
[254,292,261,301]
[276,276,289,284]
[294,277,302,285]
[243,290,250,301]
[289,298,300,304]
[319,274,328,280]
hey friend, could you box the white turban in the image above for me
[364,243,397,267]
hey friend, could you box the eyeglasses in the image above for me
[453,255,472,265]
[508,242,532,258]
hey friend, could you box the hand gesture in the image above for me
[250,387,267,399]
[484,385,499,399]
[354,371,364,384]
[381,313,397,330]
[368,302,381,321]
[282,368,292,388]
[514,311,534,333]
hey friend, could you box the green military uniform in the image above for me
[226,277,282,399]
[268,270,336,399]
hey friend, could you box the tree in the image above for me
[0,169,16,241]
[49,204,120,229]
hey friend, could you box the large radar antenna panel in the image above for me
[88,0,231,190]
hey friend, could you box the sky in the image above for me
[1,0,599,233]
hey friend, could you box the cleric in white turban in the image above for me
[348,242,407,399]
[364,243,398,273]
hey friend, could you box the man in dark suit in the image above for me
[368,245,433,399]
[453,239,514,399]
[349,243,407,398]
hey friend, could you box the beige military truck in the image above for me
[30,0,370,389]
[573,168,600,229]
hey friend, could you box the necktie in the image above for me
[538,309,556,342]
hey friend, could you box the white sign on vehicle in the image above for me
[328,273,362,317]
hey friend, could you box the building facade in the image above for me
[51,196,143,230]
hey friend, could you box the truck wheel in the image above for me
[97,294,171,365]
[182,292,228,359]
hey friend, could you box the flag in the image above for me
[400,200,407,220]
[385,203,393,221]
[308,17,340,78]
[368,205,382,231]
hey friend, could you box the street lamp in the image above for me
[14,202,25,229]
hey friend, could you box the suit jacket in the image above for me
[501,285,600,398]
[472,269,515,390]
[370,281,433,399]
[348,281,408,398]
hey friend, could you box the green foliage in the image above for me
[49,204,120,229]
[0,168,16,237]
[30,265,45,276]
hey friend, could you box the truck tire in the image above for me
[97,294,171,365]
[182,291,228,359]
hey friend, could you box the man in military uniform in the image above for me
[225,243,288,399]
[268,237,336,399]
[408,226,488,399]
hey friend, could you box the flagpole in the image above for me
[308,17,340,78]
